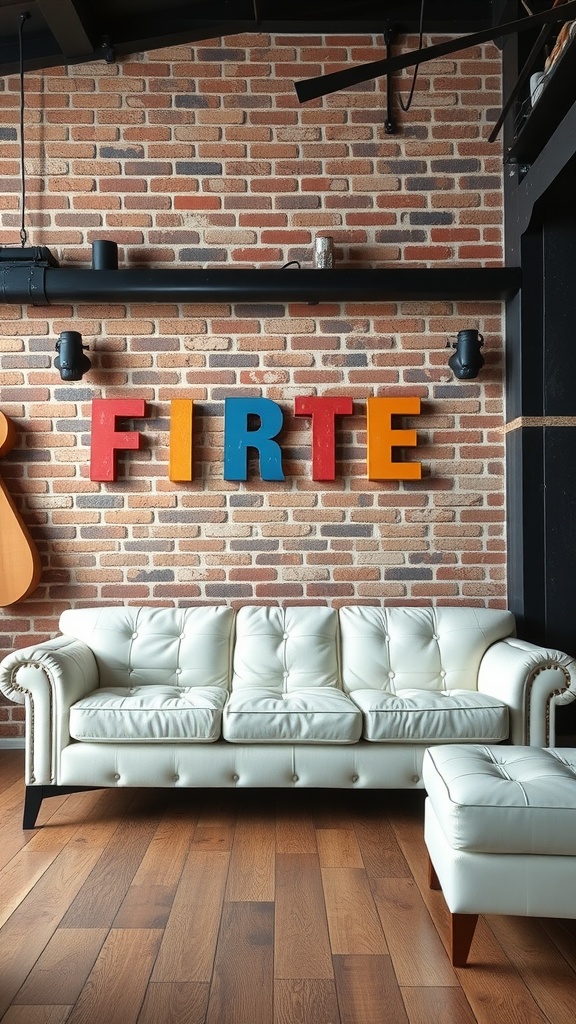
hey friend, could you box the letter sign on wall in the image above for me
[169,399,194,482]
[89,393,422,482]
[90,398,147,482]
[294,396,354,481]
[224,397,285,481]
[366,397,422,480]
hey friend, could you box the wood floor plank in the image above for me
[372,876,459,986]
[151,850,229,983]
[225,812,275,901]
[0,753,26,795]
[0,776,25,816]
[401,985,477,1024]
[13,928,108,1005]
[352,809,411,879]
[0,850,58,928]
[275,853,333,980]
[60,812,161,928]
[487,915,576,1022]
[311,791,354,829]
[316,828,363,868]
[0,1007,73,1024]
[65,928,162,1024]
[32,789,112,834]
[206,901,274,1024]
[333,954,409,1024]
[192,824,235,850]
[0,845,104,1018]
[321,866,388,955]
[113,808,197,928]
[28,789,137,855]
[275,801,318,854]
[274,979,340,1024]
[137,982,209,1024]
[111,883,176,930]
[192,792,237,829]
[539,917,576,971]
[454,919,552,1024]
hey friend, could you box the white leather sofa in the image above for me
[1,604,575,827]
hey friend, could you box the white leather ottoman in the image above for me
[422,744,576,966]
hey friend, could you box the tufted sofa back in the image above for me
[339,606,515,693]
[57,604,516,696]
[59,605,234,690]
[232,605,339,693]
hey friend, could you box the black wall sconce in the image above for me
[448,329,485,380]
[54,331,91,381]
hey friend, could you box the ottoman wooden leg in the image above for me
[428,854,441,890]
[451,913,478,967]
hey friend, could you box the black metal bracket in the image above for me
[384,23,397,135]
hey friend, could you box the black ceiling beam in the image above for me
[295,1,576,103]
[0,0,496,76]
[36,0,94,57]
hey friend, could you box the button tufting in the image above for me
[113,773,120,781]
[131,632,138,639]
[232,773,239,782]
[173,773,179,782]
[412,774,420,783]
[283,632,289,640]
[352,774,359,783]
[292,774,299,782]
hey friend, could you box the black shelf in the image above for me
[507,33,576,165]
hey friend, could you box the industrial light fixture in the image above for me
[14,16,91,383]
[448,329,485,380]
[54,331,91,381]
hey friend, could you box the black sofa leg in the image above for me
[23,786,46,829]
[23,784,101,829]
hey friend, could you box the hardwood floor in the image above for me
[0,748,575,1024]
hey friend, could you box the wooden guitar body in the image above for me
[0,411,42,606]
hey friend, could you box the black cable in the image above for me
[398,0,425,113]
[19,12,30,247]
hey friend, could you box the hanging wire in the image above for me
[398,0,425,113]
[18,12,31,247]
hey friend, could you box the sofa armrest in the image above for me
[477,638,576,746]
[0,636,98,785]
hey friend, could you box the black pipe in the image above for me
[0,266,521,306]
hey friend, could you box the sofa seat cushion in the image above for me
[350,689,509,743]
[423,744,576,855]
[69,685,228,743]
[222,688,362,743]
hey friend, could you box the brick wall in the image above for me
[0,33,504,738]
